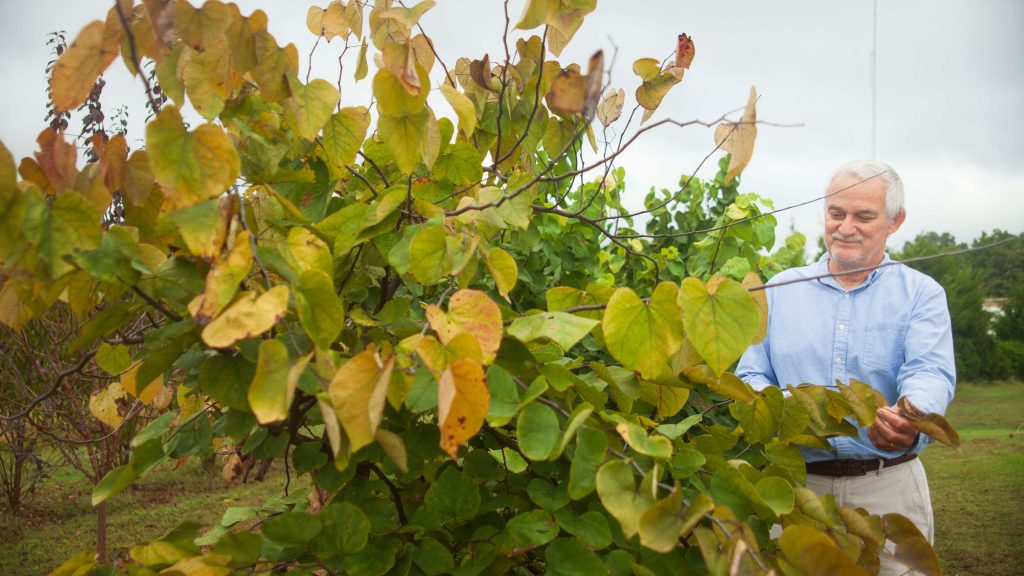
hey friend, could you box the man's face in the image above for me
[824,173,905,271]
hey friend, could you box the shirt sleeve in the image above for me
[897,281,957,418]
[735,338,779,391]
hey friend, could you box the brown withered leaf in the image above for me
[583,50,604,117]
[34,130,79,193]
[676,33,696,70]
[469,53,491,90]
[546,67,586,115]
[897,396,961,448]
[713,86,758,184]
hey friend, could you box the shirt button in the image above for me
[838,324,846,331]
[835,356,843,364]
[844,293,850,299]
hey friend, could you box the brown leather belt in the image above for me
[806,453,917,477]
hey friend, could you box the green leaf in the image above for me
[616,421,672,460]
[517,401,561,461]
[310,502,371,558]
[424,466,480,522]
[486,364,519,426]
[569,426,607,499]
[211,532,262,569]
[23,190,102,278]
[596,459,654,539]
[678,275,760,376]
[295,270,344,350]
[756,476,795,516]
[603,282,684,379]
[247,339,293,424]
[507,312,599,352]
[379,110,429,174]
[409,225,453,285]
[413,537,455,576]
[730,394,776,445]
[669,446,706,480]
[553,509,612,550]
[656,413,702,439]
[162,197,230,262]
[319,107,370,179]
[262,511,322,547]
[146,105,240,210]
[555,401,594,458]
[285,77,340,141]
[504,509,559,549]
[96,343,132,376]
[69,302,137,353]
[638,486,686,553]
[198,353,254,411]
[373,67,429,116]
[527,478,570,511]
[92,463,137,505]
[433,141,483,185]
[545,537,610,576]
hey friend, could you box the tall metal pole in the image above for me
[871,0,877,159]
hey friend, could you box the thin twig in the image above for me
[114,0,160,114]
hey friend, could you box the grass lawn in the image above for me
[0,458,302,576]
[2,382,1020,575]
[921,380,1024,576]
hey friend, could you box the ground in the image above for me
[1,381,1021,575]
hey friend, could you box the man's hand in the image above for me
[867,405,920,452]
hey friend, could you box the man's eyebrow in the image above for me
[855,208,879,217]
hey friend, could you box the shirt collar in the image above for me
[815,251,892,292]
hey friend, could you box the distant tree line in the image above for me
[896,229,1024,382]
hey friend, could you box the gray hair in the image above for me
[828,159,905,222]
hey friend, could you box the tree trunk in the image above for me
[96,501,107,562]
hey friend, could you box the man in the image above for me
[735,160,955,574]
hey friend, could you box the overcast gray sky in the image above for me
[1,0,1022,251]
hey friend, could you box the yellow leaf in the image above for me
[416,332,483,375]
[437,358,489,458]
[162,195,234,262]
[175,0,231,52]
[89,382,128,428]
[425,289,503,365]
[286,77,341,141]
[714,86,758,184]
[50,21,120,112]
[121,362,164,405]
[596,88,625,128]
[375,429,408,472]
[323,1,350,40]
[248,340,289,423]
[201,285,290,348]
[440,83,477,138]
[484,246,518,301]
[306,6,326,36]
[192,230,253,324]
[146,106,240,210]
[329,349,395,452]
[742,271,768,344]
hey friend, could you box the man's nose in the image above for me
[837,218,857,236]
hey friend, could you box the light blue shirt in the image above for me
[735,253,956,462]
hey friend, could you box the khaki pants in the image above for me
[806,457,934,576]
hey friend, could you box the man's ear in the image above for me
[887,210,906,235]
